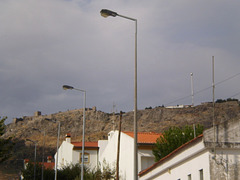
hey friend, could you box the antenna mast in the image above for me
[190,72,194,106]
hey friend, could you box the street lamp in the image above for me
[32,128,45,180]
[63,85,86,180]
[100,9,138,180]
[44,119,61,180]
[26,139,37,180]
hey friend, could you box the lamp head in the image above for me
[100,9,118,18]
[63,85,74,90]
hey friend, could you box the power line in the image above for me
[228,91,240,98]
[164,72,240,106]
[215,72,240,86]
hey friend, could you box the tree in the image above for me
[21,162,54,180]
[0,116,13,162]
[152,125,203,161]
[22,162,115,180]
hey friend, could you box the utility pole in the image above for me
[190,72,196,138]
[112,102,116,131]
[116,111,122,180]
[42,130,45,180]
[212,56,216,158]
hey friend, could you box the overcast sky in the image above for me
[1,0,240,124]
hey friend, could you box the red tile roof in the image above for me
[42,162,55,169]
[138,134,203,177]
[24,159,55,170]
[123,131,162,143]
[71,141,98,148]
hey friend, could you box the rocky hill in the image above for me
[1,101,240,177]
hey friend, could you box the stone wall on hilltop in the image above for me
[2,101,240,165]
[5,101,240,143]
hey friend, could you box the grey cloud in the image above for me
[1,0,240,124]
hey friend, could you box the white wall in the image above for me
[98,140,108,157]
[161,150,210,180]
[99,131,134,180]
[119,132,134,180]
[210,148,240,180]
[99,131,157,180]
[140,140,211,180]
[55,140,74,169]
[55,140,99,170]
[72,149,99,170]
[139,149,155,171]
[98,131,118,168]
[88,150,99,170]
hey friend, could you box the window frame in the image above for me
[80,152,90,164]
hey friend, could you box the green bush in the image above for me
[21,161,116,180]
[21,162,54,180]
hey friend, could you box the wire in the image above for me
[215,72,240,86]
[229,91,240,98]
[164,72,240,106]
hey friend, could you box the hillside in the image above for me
[1,101,240,177]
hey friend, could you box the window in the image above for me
[141,156,155,170]
[188,174,192,180]
[80,152,90,163]
[199,169,204,180]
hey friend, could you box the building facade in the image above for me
[55,131,161,180]
[99,131,161,180]
[139,117,240,180]
[55,134,99,171]
[139,135,211,180]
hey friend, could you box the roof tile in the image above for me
[71,141,98,148]
[123,131,162,143]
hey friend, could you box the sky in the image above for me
[1,0,240,124]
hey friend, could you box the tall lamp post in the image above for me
[32,128,45,180]
[44,119,61,180]
[26,139,37,180]
[100,9,138,180]
[63,85,86,180]
[55,121,60,180]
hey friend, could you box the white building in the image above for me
[139,117,240,180]
[139,134,209,180]
[55,133,98,170]
[55,131,161,180]
[99,131,161,180]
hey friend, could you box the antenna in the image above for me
[190,73,194,106]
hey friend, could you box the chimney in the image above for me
[47,156,52,163]
[24,159,30,170]
[66,133,71,143]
